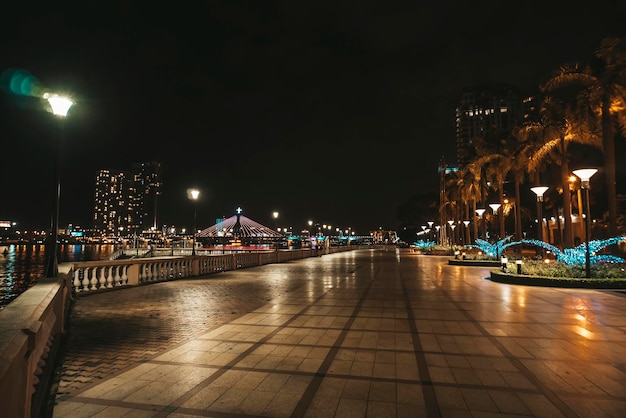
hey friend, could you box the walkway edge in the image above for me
[489,270,626,288]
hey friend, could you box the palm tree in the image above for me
[508,124,547,252]
[456,165,483,243]
[539,73,602,248]
[539,37,626,236]
[467,134,519,242]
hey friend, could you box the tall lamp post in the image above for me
[187,188,200,255]
[530,186,549,243]
[447,220,455,246]
[463,220,470,245]
[44,93,74,278]
[572,169,598,278]
[475,209,486,240]
[272,211,279,250]
[489,203,501,240]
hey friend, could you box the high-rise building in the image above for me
[93,169,127,235]
[93,162,162,236]
[128,161,162,234]
[455,84,522,167]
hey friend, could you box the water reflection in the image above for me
[0,244,119,309]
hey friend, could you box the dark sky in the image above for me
[1,1,625,234]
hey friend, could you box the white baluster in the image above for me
[89,267,98,291]
[120,265,128,286]
[99,266,107,289]
[107,266,116,288]
[72,267,82,293]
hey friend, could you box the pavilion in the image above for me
[195,207,284,247]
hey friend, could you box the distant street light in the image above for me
[530,186,549,243]
[187,188,200,256]
[272,211,279,250]
[43,93,73,278]
[572,169,598,278]
[427,221,434,242]
[463,220,470,244]
[475,208,486,240]
[489,203,502,240]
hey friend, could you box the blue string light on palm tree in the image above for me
[519,237,626,265]
[466,236,517,258]
[412,240,436,250]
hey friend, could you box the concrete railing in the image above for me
[0,245,356,417]
[0,274,72,418]
[68,248,342,294]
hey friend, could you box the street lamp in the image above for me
[475,208,486,240]
[530,186,549,243]
[463,220,470,244]
[43,93,74,278]
[187,188,200,255]
[489,203,501,240]
[273,211,279,229]
[572,169,598,278]
[272,211,279,250]
[449,223,456,251]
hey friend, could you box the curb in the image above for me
[489,271,626,288]
[448,259,501,267]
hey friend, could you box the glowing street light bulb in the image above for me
[44,93,73,117]
[572,168,598,188]
[530,186,549,201]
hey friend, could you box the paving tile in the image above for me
[46,250,626,417]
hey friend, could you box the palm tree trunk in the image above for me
[498,187,505,239]
[602,98,617,236]
[472,200,478,243]
[514,177,522,257]
[560,135,574,248]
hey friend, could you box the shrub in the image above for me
[510,259,626,279]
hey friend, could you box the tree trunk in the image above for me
[514,177,522,257]
[472,200,478,243]
[560,135,574,248]
[602,98,617,236]
[499,186,505,240]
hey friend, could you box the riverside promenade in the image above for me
[48,247,626,417]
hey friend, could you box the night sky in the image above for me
[1,1,625,234]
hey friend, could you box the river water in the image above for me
[0,244,120,309]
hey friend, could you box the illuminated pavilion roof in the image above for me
[196,211,283,239]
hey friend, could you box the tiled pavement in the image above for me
[48,248,626,417]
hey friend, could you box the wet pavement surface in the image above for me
[47,247,626,417]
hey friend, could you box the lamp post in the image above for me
[272,211,279,250]
[475,208,486,240]
[449,223,456,252]
[427,221,434,242]
[530,186,549,243]
[308,220,314,250]
[187,188,200,255]
[463,220,470,245]
[447,220,454,246]
[43,93,73,278]
[572,169,598,278]
[489,203,501,240]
